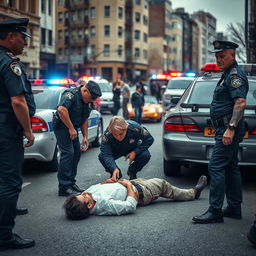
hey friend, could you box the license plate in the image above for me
[204,127,249,138]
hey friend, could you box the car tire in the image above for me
[163,158,181,176]
[91,120,103,147]
[48,146,59,172]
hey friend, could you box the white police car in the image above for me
[24,79,103,171]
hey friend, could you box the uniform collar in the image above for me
[0,45,13,52]
[224,61,238,75]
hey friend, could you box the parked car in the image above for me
[24,83,103,171]
[162,76,195,110]
[162,70,256,176]
[127,95,163,122]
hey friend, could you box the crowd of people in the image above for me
[0,16,255,252]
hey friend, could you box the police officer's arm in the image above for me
[11,94,34,147]
[80,119,89,146]
[57,106,77,140]
[133,127,154,155]
[229,97,246,127]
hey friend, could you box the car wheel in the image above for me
[91,120,103,147]
[163,158,181,176]
[48,146,59,172]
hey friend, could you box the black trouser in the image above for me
[112,99,121,116]
[122,98,129,120]
[0,121,23,241]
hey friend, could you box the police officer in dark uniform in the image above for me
[0,18,36,250]
[193,40,248,224]
[53,80,101,196]
[98,116,154,180]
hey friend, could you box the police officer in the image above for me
[0,18,36,250]
[53,80,101,196]
[98,116,154,180]
[193,40,248,224]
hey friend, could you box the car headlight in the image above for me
[149,107,157,112]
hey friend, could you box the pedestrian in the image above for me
[131,85,144,124]
[52,80,102,197]
[192,40,248,224]
[0,18,36,250]
[247,215,256,246]
[98,116,154,180]
[63,175,207,219]
[122,81,131,120]
[112,81,121,115]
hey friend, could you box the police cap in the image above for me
[0,18,31,38]
[211,40,239,53]
[86,80,102,100]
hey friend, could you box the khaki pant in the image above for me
[133,178,195,206]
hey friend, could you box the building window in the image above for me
[135,48,140,58]
[78,29,82,39]
[143,49,148,59]
[78,10,82,21]
[135,13,140,23]
[58,12,63,23]
[143,15,148,25]
[58,0,63,5]
[90,7,95,19]
[135,30,140,40]
[104,6,110,17]
[144,0,148,8]
[135,0,141,5]
[72,11,76,22]
[91,45,95,58]
[118,45,122,56]
[48,30,52,46]
[104,25,110,37]
[90,26,96,37]
[41,0,46,13]
[58,30,62,40]
[48,0,52,15]
[58,48,62,55]
[7,0,14,7]
[41,28,46,45]
[118,7,123,19]
[143,33,147,42]
[29,0,36,13]
[104,44,110,56]
[118,26,123,37]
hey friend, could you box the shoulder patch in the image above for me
[10,62,22,76]
[141,127,149,136]
[65,92,74,100]
[230,68,237,75]
[231,76,242,88]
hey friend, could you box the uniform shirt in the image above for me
[0,46,35,116]
[87,182,138,215]
[56,85,91,129]
[210,61,248,119]
[100,120,154,171]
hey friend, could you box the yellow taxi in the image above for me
[128,95,163,122]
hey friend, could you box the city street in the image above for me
[2,114,256,256]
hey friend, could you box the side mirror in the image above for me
[161,85,166,90]
[171,97,180,105]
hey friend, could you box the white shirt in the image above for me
[86,183,138,216]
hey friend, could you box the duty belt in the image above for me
[210,114,232,128]
[131,181,144,201]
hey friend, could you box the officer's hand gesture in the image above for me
[69,128,78,140]
[111,168,121,182]
[23,130,35,147]
[222,128,235,145]
[125,151,136,165]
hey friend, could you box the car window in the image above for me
[32,87,63,109]
[97,82,112,92]
[144,96,158,104]
[167,79,193,89]
[188,79,256,105]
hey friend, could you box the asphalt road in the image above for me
[2,113,256,256]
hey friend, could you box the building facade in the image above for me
[0,0,40,78]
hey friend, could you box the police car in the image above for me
[24,79,103,171]
[162,63,256,176]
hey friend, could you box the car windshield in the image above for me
[150,79,168,86]
[97,82,112,92]
[167,79,193,89]
[188,79,256,105]
[144,96,158,104]
[32,87,63,109]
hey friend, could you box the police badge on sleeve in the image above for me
[10,62,22,76]
[231,76,242,88]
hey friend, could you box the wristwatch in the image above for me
[228,124,236,130]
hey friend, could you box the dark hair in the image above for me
[63,195,90,220]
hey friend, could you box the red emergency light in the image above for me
[201,63,220,72]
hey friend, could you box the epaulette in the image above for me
[230,68,237,75]
[128,124,140,133]
[5,52,18,60]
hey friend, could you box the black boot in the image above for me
[16,207,28,216]
[247,215,256,246]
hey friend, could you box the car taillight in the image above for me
[164,115,201,132]
[30,116,48,133]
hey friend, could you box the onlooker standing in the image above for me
[0,18,36,250]
[131,85,145,124]
[122,82,131,119]
[112,81,122,115]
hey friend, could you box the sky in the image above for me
[170,0,245,33]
